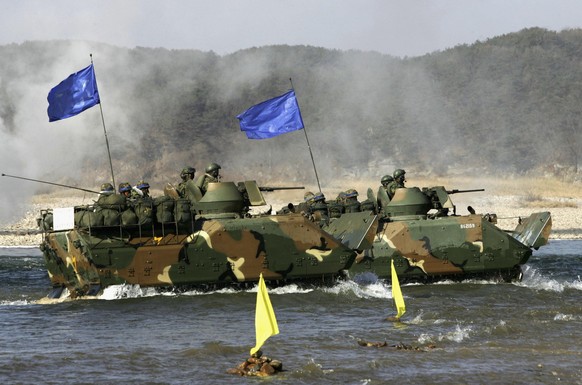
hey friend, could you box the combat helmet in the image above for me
[393,169,406,183]
[136,180,150,190]
[313,192,326,202]
[180,166,196,180]
[344,189,358,198]
[303,191,315,203]
[205,162,221,174]
[118,182,132,193]
[100,183,115,194]
[381,174,394,186]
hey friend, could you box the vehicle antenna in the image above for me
[289,78,322,193]
[90,53,116,188]
[1,173,100,194]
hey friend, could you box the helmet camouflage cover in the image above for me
[100,183,114,193]
[118,182,132,193]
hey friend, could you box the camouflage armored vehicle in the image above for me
[345,186,552,283]
[38,180,378,298]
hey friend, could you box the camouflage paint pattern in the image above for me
[41,213,359,297]
[350,211,552,282]
[39,182,552,296]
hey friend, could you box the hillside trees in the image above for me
[1,28,581,187]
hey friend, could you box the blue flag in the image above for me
[47,64,100,122]
[237,90,304,139]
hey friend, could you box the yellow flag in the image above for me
[250,273,279,355]
[391,259,406,320]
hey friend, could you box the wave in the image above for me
[417,324,474,344]
[517,265,582,292]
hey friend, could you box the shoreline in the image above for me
[1,184,580,246]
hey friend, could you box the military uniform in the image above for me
[387,169,406,200]
[309,192,329,226]
[196,163,221,195]
[343,189,361,213]
[177,167,196,198]
[377,175,393,212]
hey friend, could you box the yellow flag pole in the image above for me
[391,259,406,321]
[250,273,279,356]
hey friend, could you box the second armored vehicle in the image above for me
[345,186,551,282]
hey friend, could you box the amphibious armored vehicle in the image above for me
[346,186,552,282]
[38,180,377,298]
[38,179,551,297]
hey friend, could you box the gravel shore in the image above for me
[0,191,579,247]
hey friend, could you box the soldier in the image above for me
[309,192,329,226]
[196,162,221,195]
[328,192,346,218]
[118,182,133,201]
[133,180,154,225]
[387,169,406,200]
[176,167,196,198]
[377,174,394,212]
[96,183,115,207]
[343,189,361,213]
[98,182,115,197]
[135,180,151,198]
[297,191,315,214]
[95,182,127,226]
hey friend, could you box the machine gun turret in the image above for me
[422,186,485,216]
[258,186,305,192]
[446,188,485,194]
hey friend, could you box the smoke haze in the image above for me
[1,1,582,225]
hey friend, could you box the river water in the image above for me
[0,241,580,384]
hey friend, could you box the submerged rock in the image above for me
[227,354,283,377]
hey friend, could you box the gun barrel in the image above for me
[259,186,305,192]
[446,188,485,194]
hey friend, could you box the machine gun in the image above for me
[446,188,485,194]
[422,186,485,216]
[259,186,305,192]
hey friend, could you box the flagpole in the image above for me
[289,78,322,193]
[90,54,116,188]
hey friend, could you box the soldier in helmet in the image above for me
[133,180,154,224]
[96,183,115,206]
[99,182,115,196]
[118,182,133,202]
[196,162,221,195]
[309,192,329,226]
[377,174,394,212]
[291,191,314,215]
[135,180,151,198]
[343,189,361,213]
[177,167,196,198]
[387,169,406,200]
[328,192,346,219]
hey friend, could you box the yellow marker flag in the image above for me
[391,259,406,320]
[250,273,279,355]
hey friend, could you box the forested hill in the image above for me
[1,27,581,188]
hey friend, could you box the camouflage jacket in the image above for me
[387,181,405,199]
[195,174,219,195]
